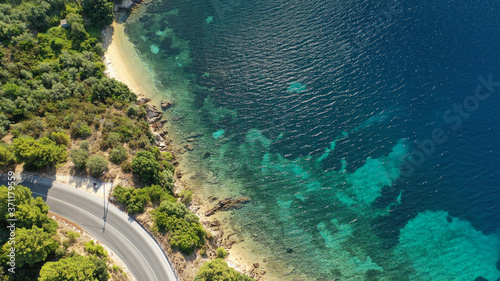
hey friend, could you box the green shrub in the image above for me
[79,140,90,151]
[121,161,132,173]
[90,77,136,103]
[50,131,70,145]
[90,255,109,281]
[55,246,66,258]
[179,190,193,205]
[161,151,173,161]
[159,169,175,191]
[112,185,150,214]
[194,259,254,281]
[62,239,71,249]
[67,231,80,242]
[70,121,92,138]
[106,132,122,147]
[84,240,108,257]
[146,184,164,204]
[39,255,97,281]
[82,0,114,28]
[70,148,89,170]
[86,155,108,177]
[216,247,228,259]
[0,143,15,166]
[127,188,150,214]
[113,185,132,204]
[132,151,161,184]
[152,200,206,254]
[163,160,176,174]
[127,105,137,116]
[109,146,127,164]
[0,185,57,233]
[148,146,161,160]
[0,113,11,139]
[199,248,206,257]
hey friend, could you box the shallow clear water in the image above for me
[124,0,500,279]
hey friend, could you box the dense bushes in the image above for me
[112,184,170,214]
[194,259,255,281]
[91,77,136,103]
[152,200,206,254]
[13,136,67,168]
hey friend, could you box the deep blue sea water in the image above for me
[124,0,500,279]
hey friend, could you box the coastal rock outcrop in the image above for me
[137,96,151,105]
[161,100,173,109]
[204,197,251,216]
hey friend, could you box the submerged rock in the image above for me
[161,100,173,109]
[205,197,251,216]
[186,131,203,138]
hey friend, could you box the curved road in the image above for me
[0,174,177,281]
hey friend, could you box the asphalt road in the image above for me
[0,174,178,281]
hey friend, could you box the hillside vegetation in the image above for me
[0,0,254,280]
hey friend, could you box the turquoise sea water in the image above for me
[122,0,500,279]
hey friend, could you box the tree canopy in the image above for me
[13,136,67,168]
[0,185,57,233]
[152,200,206,254]
[132,151,161,184]
[86,155,108,178]
[1,226,58,268]
[82,0,114,28]
[38,255,98,281]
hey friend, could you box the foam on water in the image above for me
[396,210,500,281]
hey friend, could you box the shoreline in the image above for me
[103,18,263,280]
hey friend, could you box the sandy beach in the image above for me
[103,22,161,101]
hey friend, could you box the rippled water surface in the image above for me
[124,0,500,279]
